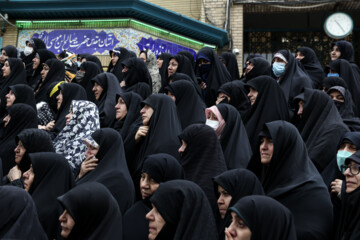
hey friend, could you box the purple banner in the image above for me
[32,30,119,54]
[137,37,196,60]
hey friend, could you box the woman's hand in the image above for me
[135,126,149,142]
[199,81,206,90]
[40,120,55,131]
[224,228,234,240]
[120,80,126,87]
[331,179,343,197]
[8,166,22,182]
[78,155,98,179]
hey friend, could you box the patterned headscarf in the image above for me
[53,100,100,174]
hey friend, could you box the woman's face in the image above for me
[178,139,187,156]
[41,64,50,81]
[14,140,26,164]
[297,100,304,117]
[33,54,40,70]
[344,160,360,193]
[3,114,11,127]
[146,204,166,240]
[59,209,75,238]
[247,87,258,105]
[338,142,357,154]
[140,172,159,199]
[23,166,34,192]
[156,57,163,69]
[0,49,8,64]
[217,185,232,219]
[111,52,119,66]
[226,212,252,240]
[139,52,147,62]
[84,144,99,158]
[140,104,154,126]
[329,90,345,103]
[115,97,128,120]
[260,137,273,165]
[295,51,305,61]
[56,90,63,110]
[2,61,10,78]
[92,82,103,100]
[245,62,254,74]
[167,59,178,77]
[121,66,129,73]
[331,45,341,61]
[5,90,16,107]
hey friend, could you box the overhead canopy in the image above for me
[0,0,229,47]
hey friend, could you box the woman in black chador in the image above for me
[123,153,184,240]
[91,72,123,127]
[196,47,232,107]
[147,180,218,240]
[57,182,123,239]
[76,61,101,103]
[257,120,333,240]
[76,128,135,215]
[107,47,130,82]
[296,46,324,89]
[213,168,264,240]
[220,52,240,80]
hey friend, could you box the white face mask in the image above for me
[206,119,219,130]
[24,46,33,56]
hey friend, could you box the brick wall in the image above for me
[2,21,18,47]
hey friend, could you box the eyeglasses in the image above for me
[341,163,360,175]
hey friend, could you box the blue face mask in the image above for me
[272,62,286,77]
[327,73,339,77]
[337,150,353,173]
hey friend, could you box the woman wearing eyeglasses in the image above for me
[336,151,360,240]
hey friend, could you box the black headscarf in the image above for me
[336,150,360,240]
[177,50,195,69]
[170,54,201,94]
[294,88,349,173]
[259,120,333,240]
[217,80,250,118]
[16,128,55,172]
[28,49,56,88]
[107,47,130,82]
[58,182,122,240]
[150,179,218,240]
[165,80,206,129]
[76,128,135,214]
[0,186,47,239]
[168,72,202,97]
[51,83,87,139]
[328,59,360,117]
[0,58,27,117]
[85,55,103,72]
[78,61,101,103]
[272,49,312,110]
[243,76,289,157]
[91,72,123,127]
[123,153,184,240]
[131,94,182,178]
[244,56,271,82]
[0,104,37,175]
[34,58,65,103]
[196,47,232,106]
[229,195,297,240]
[6,84,36,112]
[113,92,142,140]
[332,40,355,62]
[179,124,227,211]
[221,52,240,80]
[213,169,264,239]
[158,52,173,89]
[125,81,151,100]
[297,47,324,89]
[217,103,252,169]
[0,45,17,59]
[327,85,356,120]
[28,152,75,239]
[121,57,152,89]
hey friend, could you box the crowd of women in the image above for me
[0,37,360,240]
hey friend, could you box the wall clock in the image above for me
[324,12,353,39]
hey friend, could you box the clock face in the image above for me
[324,12,353,39]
